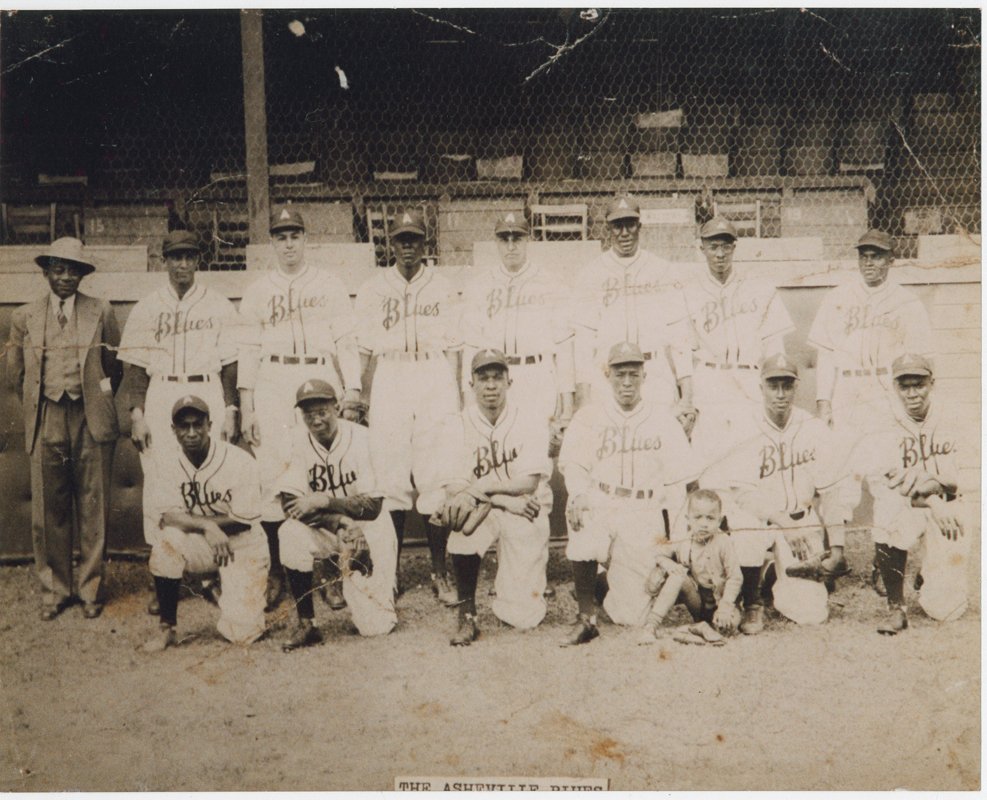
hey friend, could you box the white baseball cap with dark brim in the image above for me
[494,212,530,237]
[35,237,96,276]
[270,206,306,233]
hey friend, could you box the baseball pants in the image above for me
[567,496,671,626]
[253,357,344,520]
[368,356,460,515]
[830,374,896,435]
[448,508,550,630]
[690,364,760,455]
[139,374,225,544]
[278,515,398,636]
[918,501,973,622]
[149,524,270,644]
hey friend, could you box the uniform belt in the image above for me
[701,361,756,370]
[268,354,325,365]
[160,373,211,382]
[842,368,888,377]
[379,351,440,362]
[598,482,654,500]
[505,354,543,365]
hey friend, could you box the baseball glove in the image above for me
[337,522,372,577]
[784,550,851,582]
[340,399,369,427]
[432,487,492,535]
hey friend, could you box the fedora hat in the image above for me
[35,237,96,276]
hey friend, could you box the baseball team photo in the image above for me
[0,7,980,792]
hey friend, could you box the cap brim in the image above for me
[35,255,96,275]
[495,226,530,237]
[296,394,337,407]
[390,225,426,238]
[762,370,798,380]
[855,242,892,251]
[270,223,305,233]
[606,212,641,223]
[162,246,200,256]
[893,369,932,379]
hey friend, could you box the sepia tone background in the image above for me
[0,8,980,791]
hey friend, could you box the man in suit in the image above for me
[6,237,122,620]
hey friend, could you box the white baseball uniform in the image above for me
[238,264,361,519]
[354,264,461,514]
[808,273,934,432]
[571,248,692,408]
[678,268,794,454]
[119,281,238,543]
[147,438,269,644]
[560,395,698,625]
[699,406,854,569]
[460,260,574,424]
[852,398,970,621]
[274,420,397,636]
[446,402,552,630]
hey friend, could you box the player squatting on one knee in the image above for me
[638,489,742,646]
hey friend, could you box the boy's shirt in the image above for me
[654,532,742,606]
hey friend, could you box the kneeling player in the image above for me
[436,349,552,646]
[639,489,742,643]
[142,396,270,653]
[276,380,397,651]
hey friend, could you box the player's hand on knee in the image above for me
[204,525,233,566]
[927,496,963,540]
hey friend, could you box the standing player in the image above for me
[809,229,934,432]
[141,396,270,653]
[119,229,240,612]
[459,211,574,430]
[699,354,855,634]
[571,196,694,418]
[354,209,462,604]
[559,342,699,645]
[852,354,969,634]
[439,349,553,646]
[679,216,794,452]
[275,380,397,650]
[238,207,364,610]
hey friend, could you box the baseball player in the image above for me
[570,196,694,419]
[559,341,699,646]
[808,229,934,433]
[141,396,270,653]
[118,229,239,613]
[275,380,397,650]
[238,207,364,611]
[849,354,969,634]
[353,209,462,604]
[459,211,575,432]
[679,216,794,453]
[699,354,855,634]
[438,349,553,646]
[638,488,743,644]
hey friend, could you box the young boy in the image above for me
[638,489,743,643]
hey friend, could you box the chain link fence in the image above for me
[0,8,979,268]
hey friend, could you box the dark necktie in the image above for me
[57,300,68,329]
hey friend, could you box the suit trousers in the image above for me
[30,395,114,604]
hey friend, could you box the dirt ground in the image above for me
[0,531,979,792]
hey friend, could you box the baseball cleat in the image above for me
[870,564,887,597]
[264,572,286,613]
[319,579,347,611]
[282,620,324,652]
[636,622,662,646]
[199,578,221,607]
[431,574,458,606]
[560,613,599,647]
[913,571,924,591]
[688,621,725,644]
[877,606,908,636]
[739,605,765,635]
[450,614,479,646]
[543,585,556,599]
[147,593,161,616]
[140,623,177,654]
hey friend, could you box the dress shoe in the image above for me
[740,605,765,635]
[450,614,479,646]
[40,601,64,621]
[147,594,161,615]
[282,620,323,652]
[82,602,103,619]
[877,606,908,636]
[431,574,457,606]
[561,613,599,647]
[140,623,177,654]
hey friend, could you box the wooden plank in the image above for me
[733,237,824,262]
[930,302,981,330]
[931,281,983,306]
[933,352,981,378]
[0,244,148,274]
[934,328,982,355]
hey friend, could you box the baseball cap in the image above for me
[162,230,199,257]
[390,209,426,238]
[171,395,210,422]
[270,206,306,233]
[699,216,739,241]
[471,348,509,373]
[892,353,933,379]
[295,379,338,406]
[607,341,646,367]
[605,196,641,223]
[34,237,96,276]
[760,353,799,380]
[494,211,530,237]
[855,229,893,252]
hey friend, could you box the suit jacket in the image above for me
[7,291,122,452]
